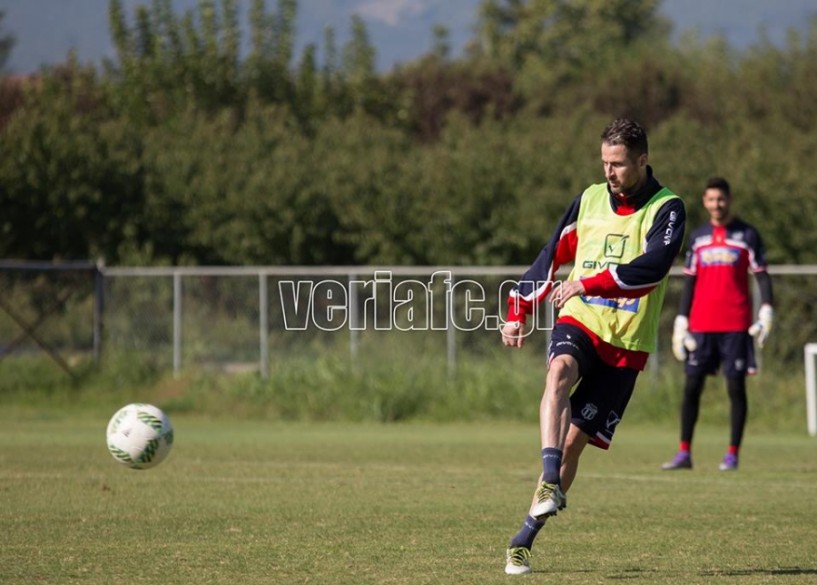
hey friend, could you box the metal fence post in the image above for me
[805,343,817,437]
[173,271,182,377]
[259,272,269,379]
[93,260,104,368]
[447,274,456,380]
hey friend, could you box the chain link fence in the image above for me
[0,261,102,379]
[3,264,817,381]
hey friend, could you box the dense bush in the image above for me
[2,0,817,267]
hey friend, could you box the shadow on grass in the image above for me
[603,567,817,580]
[700,567,817,577]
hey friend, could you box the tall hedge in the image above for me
[2,0,817,266]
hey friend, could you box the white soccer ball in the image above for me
[106,403,174,470]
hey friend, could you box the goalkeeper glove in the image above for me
[748,304,774,348]
[671,315,697,362]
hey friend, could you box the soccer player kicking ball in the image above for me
[501,119,686,575]
[662,177,774,472]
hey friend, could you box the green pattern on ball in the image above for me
[107,404,173,469]
[137,411,164,432]
[108,445,134,464]
[137,438,161,464]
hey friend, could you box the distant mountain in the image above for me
[2,0,816,75]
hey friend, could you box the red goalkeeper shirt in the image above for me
[685,219,768,332]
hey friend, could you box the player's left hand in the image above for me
[549,280,586,309]
[748,304,774,348]
[671,315,697,362]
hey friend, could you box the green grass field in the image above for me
[2,415,816,584]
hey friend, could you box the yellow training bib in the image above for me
[559,184,679,353]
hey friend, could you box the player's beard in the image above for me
[610,169,648,196]
[608,178,634,195]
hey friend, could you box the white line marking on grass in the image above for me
[584,472,817,491]
[0,472,67,480]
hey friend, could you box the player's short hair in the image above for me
[705,176,731,196]
[601,118,648,158]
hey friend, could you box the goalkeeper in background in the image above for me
[662,177,774,472]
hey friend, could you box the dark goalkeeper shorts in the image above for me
[547,323,639,450]
[685,331,757,378]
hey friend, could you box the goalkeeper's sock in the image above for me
[541,447,563,485]
[509,515,546,550]
[727,445,739,456]
[679,441,691,453]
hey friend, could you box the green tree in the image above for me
[392,59,518,140]
[294,43,319,124]
[245,0,296,105]
[342,15,376,84]
[340,15,399,122]
[0,9,16,73]
[106,0,245,121]
[476,0,667,68]
[0,61,144,261]
[341,14,377,113]
[0,10,21,131]
[474,0,670,113]
[431,24,451,60]
[318,25,351,117]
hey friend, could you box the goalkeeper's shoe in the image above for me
[661,451,692,470]
[719,453,739,471]
[530,481,566,519]
[504,547,532,575]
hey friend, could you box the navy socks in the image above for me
[509,515,546,549]
[508,448,562,550]
[541,447,562,485]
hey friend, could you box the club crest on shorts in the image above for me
[581,403,598,420]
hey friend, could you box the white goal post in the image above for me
[805,343,817,437]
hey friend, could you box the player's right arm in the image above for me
[672,275,697,361]
[677,241,697,319]
[671,239,697,361]
[747,227,774,347]
[502,194,582,347]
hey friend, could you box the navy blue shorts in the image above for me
[685,331,757,378]
[547,323,639,450]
